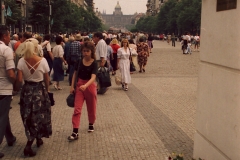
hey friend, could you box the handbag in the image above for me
[115,75,121,85]
[129,48,136,72]
[97,67,111,88]
[48,92,55,106]
[62,62,68,70]
[66,58,81,108]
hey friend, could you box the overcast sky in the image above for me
[94,0,147,15]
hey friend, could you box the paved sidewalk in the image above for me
[0,41,199,160]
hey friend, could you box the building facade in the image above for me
[100,1,133,29]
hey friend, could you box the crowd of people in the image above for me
[0,24,201,158]
[0,26,153,158]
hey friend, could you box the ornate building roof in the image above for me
[115,1,121,9]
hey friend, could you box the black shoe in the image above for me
[7,136,16,146]
[68,132,78,141]
[142,69,145,72]
[36,138,43,147]
[23,148,36,157]
[88,124,94,132]
[121,83,125,89]
[0,153,4,158]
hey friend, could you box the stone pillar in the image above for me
[193,1,240,160]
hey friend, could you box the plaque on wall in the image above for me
[217,0,237,11]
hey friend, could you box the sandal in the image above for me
[54,84,58,90]
[68,132,78,141]
[57,87,62,90]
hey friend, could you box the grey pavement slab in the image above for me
[0,40,199,160]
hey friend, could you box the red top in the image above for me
[110,44,120,54]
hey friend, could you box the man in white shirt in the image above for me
[92,32,108,94]
[0,25,17,159]
[93,32,107,67]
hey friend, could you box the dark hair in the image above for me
[18,32,23,39]
[84,37,90,42]
[23,32,32,39]
[81,41,96,60]
[129,39,135,44]
[139,37,144,42]
[0,25,9,40]
[44,34,51,41]
[105,38,111,45]
[55,36,63,45]
[93,32,103,39]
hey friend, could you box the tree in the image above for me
[136,0,202,35]
[29,0,103,33]
[4,0,22,25]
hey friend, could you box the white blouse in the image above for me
[17,58,50,82]
[52,45,64,58]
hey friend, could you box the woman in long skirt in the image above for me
[15,39,52,157]
[52,36,67,90]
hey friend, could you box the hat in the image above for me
[75,34,82,41]
[111,38,118,45]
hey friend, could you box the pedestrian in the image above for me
[137,37,150,73]
[117,39,132,91]
[167,33,171,45]
[15,39,52,157]
[35,36,44,57]
[105,38,113,72]
[110,38,120,75]
[68,34,82,86]
[194,33,200,51]
[15,32,32,66]
[171,33,176,47]
[68,41,98,141]
[147,33,154,53]
[92,32,107,92]
[52,36,67,90]
[64,36,75,77]
[129,39,138,73]
[41,34,53,76]
[0,25,17,159]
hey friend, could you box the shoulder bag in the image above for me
[66,58,81,108]
[97,67,111,88]
[129,48,136,72]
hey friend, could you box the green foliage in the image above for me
[135,16,157,33]
[5,0,22,25]
[29,0,103,33]
[136,0,201,35]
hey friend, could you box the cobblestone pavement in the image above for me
[0,40,199,160]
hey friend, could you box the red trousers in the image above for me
[72,79,97,128]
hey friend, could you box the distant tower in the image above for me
[113,1,123,15]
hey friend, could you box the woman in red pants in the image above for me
[68,41,98,141]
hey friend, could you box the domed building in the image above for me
[101,1,134,29]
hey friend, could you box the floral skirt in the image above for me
[19,81,52,141]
